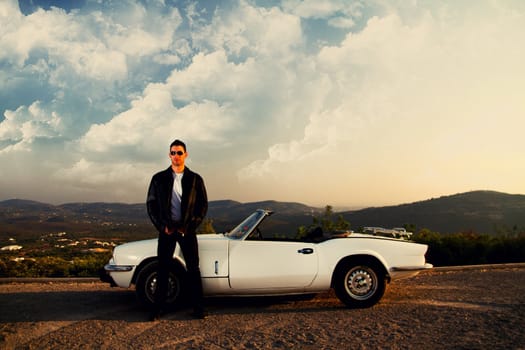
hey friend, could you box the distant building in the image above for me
[12,257,35,262]
[1,245,23,251]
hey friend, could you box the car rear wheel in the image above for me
[135,261,184,308]
[334,260,386,308]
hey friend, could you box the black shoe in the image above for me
[148,309,162,322]
[190,309,208,319]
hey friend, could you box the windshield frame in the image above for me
[225,209,270,240]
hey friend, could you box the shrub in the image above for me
[412,230,525,266]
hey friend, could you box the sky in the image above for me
[1,0,524,208]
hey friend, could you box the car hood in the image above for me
[112,234,228,264]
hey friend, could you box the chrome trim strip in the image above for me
[104,264,134,272]
[390,263,433,272]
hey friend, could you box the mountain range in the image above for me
[339,190,525,234]
[1,191,524,240]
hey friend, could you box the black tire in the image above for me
[135,261,185,308]
[334,260,386,308]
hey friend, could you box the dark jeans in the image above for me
[154,232,204,312]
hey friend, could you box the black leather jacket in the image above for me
[146,166,208,235]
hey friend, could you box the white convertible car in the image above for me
[102,209,432,308]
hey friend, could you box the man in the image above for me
[146,139,208,320]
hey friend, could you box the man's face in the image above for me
[169,145,187,167]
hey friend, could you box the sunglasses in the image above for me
[170,151,185,156]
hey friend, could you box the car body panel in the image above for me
[198,235,229,278]
[227,239,318,290]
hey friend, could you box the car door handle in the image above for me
[298,248,314,254]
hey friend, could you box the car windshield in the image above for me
[225,210,266,239]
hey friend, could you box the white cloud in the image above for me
[167,51,259,101]
[192,1,303,59]
[0,3,127,81]
[0,101,63,152]
[1,0,524,206]
[54,158,153,202]
[102,3,183,57]
[237,1,525,205]
[79,82,237,157]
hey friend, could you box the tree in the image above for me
[197,218,216,234]
[313,205,350,232]
[297,205,350,239]
[403,223,417,233]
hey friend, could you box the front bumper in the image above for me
[100,263,135,287]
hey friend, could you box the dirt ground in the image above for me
[1,264,524,350]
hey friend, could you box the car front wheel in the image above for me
[334,261,386,308]
[135,261,185,308]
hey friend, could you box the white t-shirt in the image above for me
[171,172,183,221]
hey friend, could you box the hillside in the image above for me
[1,191,524,240]
[0,199,320,242]
[341,191,525,234]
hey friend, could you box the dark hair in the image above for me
[170,139,186,152]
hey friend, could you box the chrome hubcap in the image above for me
[345,267,376,300]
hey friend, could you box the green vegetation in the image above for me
[0,253,111,278]
[197,218,216,234]
[296,205,350,239]
[412,230,525,267]
[297,205,525,267]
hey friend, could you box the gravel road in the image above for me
[1,264,524,349]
